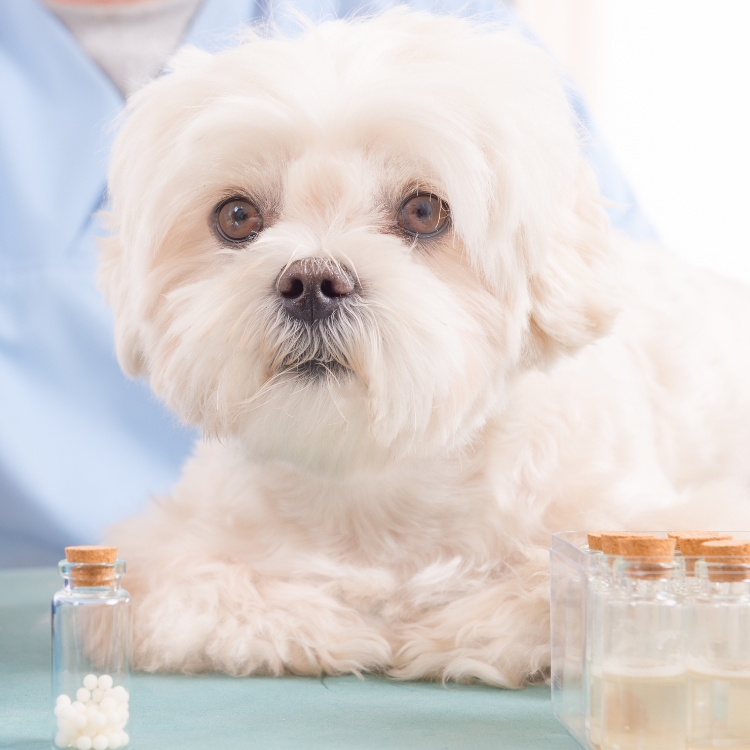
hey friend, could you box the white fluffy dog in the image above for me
[100,10,750,687]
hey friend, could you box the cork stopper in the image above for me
[700,539,750,582]
[599,532,655,555]
[587,532,603,551]
[65,546,117,564]
[617,536,676,559]
[65,546,118,586]
[677,534,733,558]
[617,537,676,579]
[667,531,728,553]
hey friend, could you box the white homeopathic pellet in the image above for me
[72,714,87,730]
[55,674,129,749]
[111,686,129,704]
[91,713,107,729]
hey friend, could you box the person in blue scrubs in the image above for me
[0,0,655,568]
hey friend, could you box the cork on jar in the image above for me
[667,531,730,553]
[700,539,750,582]
[673,534,733,574]
[599,532,656,556]
[65,546,118,587]
[617,536,676,579]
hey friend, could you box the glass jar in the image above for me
[688,546,750,749]
[600,550,685,750]
[676,534,732,600]
[51,547,132,750]
[589,533,663,750]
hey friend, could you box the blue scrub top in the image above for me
[0,0,655,568]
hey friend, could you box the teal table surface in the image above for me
[0,568,577,750]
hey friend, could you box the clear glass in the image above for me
[688,561,750,749]
[551,532,750,750]
[600,560,686,750]
[586,552,608,750]
[551,532,593,747]
[51,560,132,750]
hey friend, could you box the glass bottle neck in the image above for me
[58,559,126,592]
[697,577,750,599]
[62,577,122,593]
[612,559,679,597]
[695,560,750,598]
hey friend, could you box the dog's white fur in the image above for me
[100,11,750,687]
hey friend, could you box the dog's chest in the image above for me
[245,452,522,571]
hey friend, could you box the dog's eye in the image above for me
[214,198,263,244]
[397,193,450,238]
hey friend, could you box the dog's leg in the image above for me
[124,556,393,676]
[388,549,551,688]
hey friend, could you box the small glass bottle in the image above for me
[587,533,659,749]
[688,539,750,749]
[600,536,686,750]
[674,533,731,599]
[52,546,132,750]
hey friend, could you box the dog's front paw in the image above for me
[129,560,392,676]
[389,571,551,688]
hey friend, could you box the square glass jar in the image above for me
[550,531,750,750]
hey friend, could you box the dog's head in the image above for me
[101,10,615,475]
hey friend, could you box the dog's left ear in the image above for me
[524,162,619,367]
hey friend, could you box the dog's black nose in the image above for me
[277,258,355,323]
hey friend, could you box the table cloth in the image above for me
[0,568,578,749]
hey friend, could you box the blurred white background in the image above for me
[515,0,750,285]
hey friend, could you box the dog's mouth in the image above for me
[282,358,352,381]
[265,312,359,382]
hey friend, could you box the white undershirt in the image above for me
[44,0,203,98]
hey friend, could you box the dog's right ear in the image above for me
[98,231,148,378]
[97,46,215,381]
